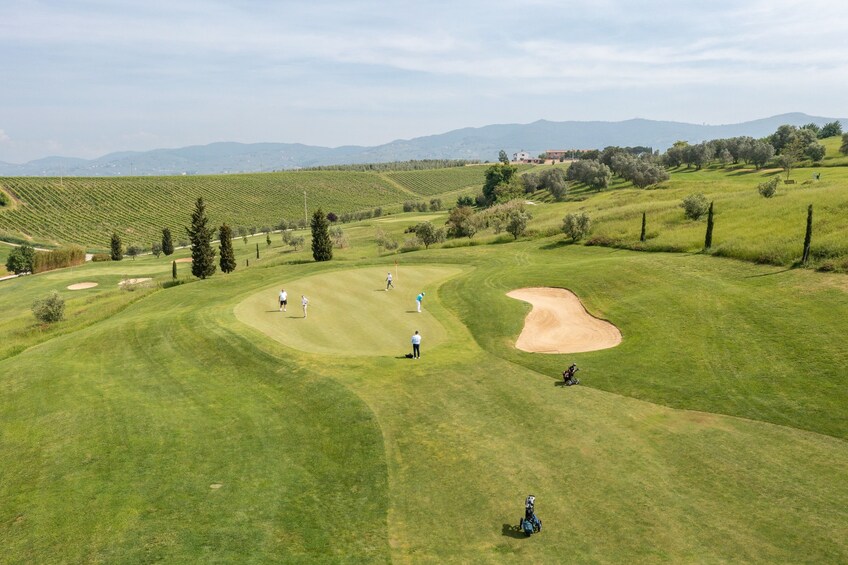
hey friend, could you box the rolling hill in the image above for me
[0,113,843,177]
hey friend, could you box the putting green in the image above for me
[235,265,462,356]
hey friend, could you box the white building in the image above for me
[513,150,532,162]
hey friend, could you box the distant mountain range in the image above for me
[1,112,843,177]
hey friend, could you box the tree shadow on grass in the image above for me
[284,259,314,265]
[744,267,793,278]
[540,239,572,250]
[501,523,526,539]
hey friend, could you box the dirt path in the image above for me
[507,287,621,353]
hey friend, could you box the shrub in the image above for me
[445,206,477,239]
[681,193,709,220]
[456,195,475,207]
[326,212,338,222]
[758,177,780,198]
[5,244,36,274]
[401,236,422,252]
[0,191,9,206]
[506,208,532,239]
[429,198,442,211]
[411,221,445,249]
[32,245,85,273]
[403,201,416,212]
[375,229,398,252]
[562,212,592,241]
[330,226,349,248]
[32,291,65,323]
[288,235,305,251]
[584,234,618,247]
[91,253,110,262]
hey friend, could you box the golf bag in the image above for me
[519,514,542,536]
[562,364,580,386]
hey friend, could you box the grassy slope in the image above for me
[0,171,407,250]
[1,260,391,564]
[1,228,847,562]
[440,243,848,439]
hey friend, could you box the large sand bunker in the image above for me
[507,287,621,354]
[67,282,98,290]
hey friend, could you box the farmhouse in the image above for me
[513,150,532,162]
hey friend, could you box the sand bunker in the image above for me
[507,287,621,354]
[67,282,98,290]
[175,258,192,263]
[118,278,152,286]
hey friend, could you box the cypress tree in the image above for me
[186,197,216,279]
[266,232,271,246]
[219,224,236,273]
[256,243,259,259]
[704,201,714,250]
[162,227,174,256]
[640,211,646,242]
[110,233,123,261]
[172,260,177,279]
[801,204,813,265]
[310,208,333,262]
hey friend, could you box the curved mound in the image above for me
[235,265,462,356]
[507,287,621,354]
[67,282,98,290]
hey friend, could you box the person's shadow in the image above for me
[501,523,525,538]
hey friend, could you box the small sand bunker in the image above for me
[67,282,98,290]
[118,278,152,286]
[507,287,622,354]
[174,258,193,263]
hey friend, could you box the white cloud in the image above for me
[2,0,847,162]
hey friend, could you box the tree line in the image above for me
[301,159,479,172]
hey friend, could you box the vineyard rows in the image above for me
[384,166,488,196]
[384,164,532,197]
[0,171,408,249]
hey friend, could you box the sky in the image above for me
[1,0,846,163]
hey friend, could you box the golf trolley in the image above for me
[520,495,542,536]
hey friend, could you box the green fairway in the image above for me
[2,230,847,562]
[235,265,461,356]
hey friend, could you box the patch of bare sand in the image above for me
[174,258,192,263]
[67,282,98,290]
[119,278,152,286]
[507,287,621,353]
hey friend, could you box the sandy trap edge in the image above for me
[67,282,98,290]
[507,287,622,354]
